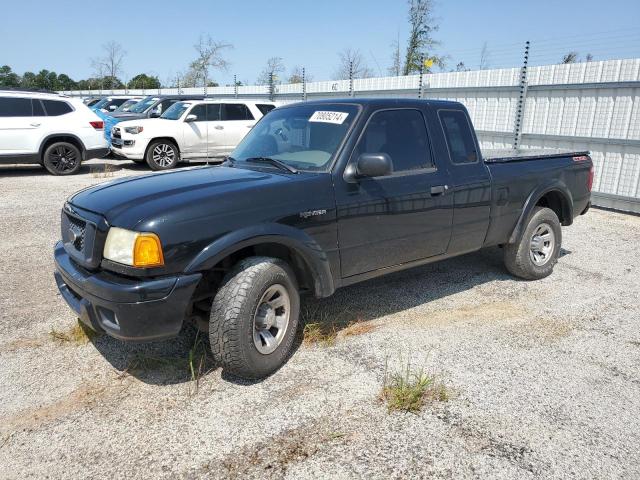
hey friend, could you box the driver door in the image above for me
[181,104,208,157]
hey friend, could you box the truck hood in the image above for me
[69,166,293,228]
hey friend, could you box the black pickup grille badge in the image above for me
[67,215,86,252]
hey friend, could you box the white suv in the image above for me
[110,100,276,170]
[0,90,109,175]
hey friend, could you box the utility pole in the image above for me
[349,61,354,97]
[513,41,530,150]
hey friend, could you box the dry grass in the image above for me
[301,304,375,346]
[90,163,117,178]
[380,358,449,413]
[49,321,99,345]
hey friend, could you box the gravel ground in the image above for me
[1,159,639,479]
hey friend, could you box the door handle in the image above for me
[214,125,224,130]
[30,122,41,127]
[430,185,448,196]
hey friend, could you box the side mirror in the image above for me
[108,105,117,111]
[356,153,393,178]
[149,110,161,118]
[184,114,197,122]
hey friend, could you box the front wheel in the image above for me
[504,206,562,280]
[43,142,82,175]
[209,257,300,379]
[145,140,179,170]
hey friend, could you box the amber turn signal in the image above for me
[133,233,164,267]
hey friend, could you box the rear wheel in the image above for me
[42,142,82,175]
[146,140,179,170]
[504,207,562,280]
[209,257,300,379]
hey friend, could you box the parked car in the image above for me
[0,89,109,175]
[102,95,206,143]
[90,96,141,114]
[54,98,593,379]
[110,99,277,170]
[83,97,103,107]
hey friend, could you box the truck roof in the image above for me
[285,97,464,109]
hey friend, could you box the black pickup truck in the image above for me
[54,98,593,379]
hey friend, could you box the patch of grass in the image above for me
[91,163,117,178]
[380,358,449,413]
[301,304,373,346]
[341,320,377,337]
[49,321,99,345]
[302,321,338,347]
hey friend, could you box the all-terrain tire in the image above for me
[209,256,300,379]
[504,206,562,280]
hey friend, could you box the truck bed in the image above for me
[483,149,590,163]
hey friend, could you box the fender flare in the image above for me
[38,133,87,161]
[508,180,574,244]
[184,223,336,297]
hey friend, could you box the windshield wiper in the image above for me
[222,156,236,167]
[244,157,298,174]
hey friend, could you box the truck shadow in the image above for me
[88,246,554,387]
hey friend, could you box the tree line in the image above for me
[0,0,593,92]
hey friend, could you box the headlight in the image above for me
[103,227,164,267]
[124,126,144,134]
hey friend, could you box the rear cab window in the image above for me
[438,109,478,164]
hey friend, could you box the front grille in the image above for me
[61,205,104,269]
[67,215,86,252]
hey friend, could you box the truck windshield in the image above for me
[231,104,359,172]
[161,102,190,120]
[128,97,159,114]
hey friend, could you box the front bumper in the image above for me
[110,141,145,160]
[53,242,201,342]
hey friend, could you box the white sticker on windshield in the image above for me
[309,111,349,124]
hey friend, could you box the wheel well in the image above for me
[535,190,571,226]
[186,242,316,328]
[144,137,180,159]
[40,135,85,162]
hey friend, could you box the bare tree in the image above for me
[189,34,232,88]
[562,51,579,64]
[257,57,285,85]
[388,34,402,76]
[403,0,444,74]
[455,62,469,72]
[91,41,126,80]
[334,48,373,80]
[479,42,491,70]
[585,53,594,62]
[288,65,310,84]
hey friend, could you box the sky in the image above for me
[1,0,639,85]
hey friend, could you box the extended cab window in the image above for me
[354,109,434,172]
[42,100,73,116]
[223,103,254,121]
[438,110,478,164]
[0,97,32,117]
[256,104,276,115]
